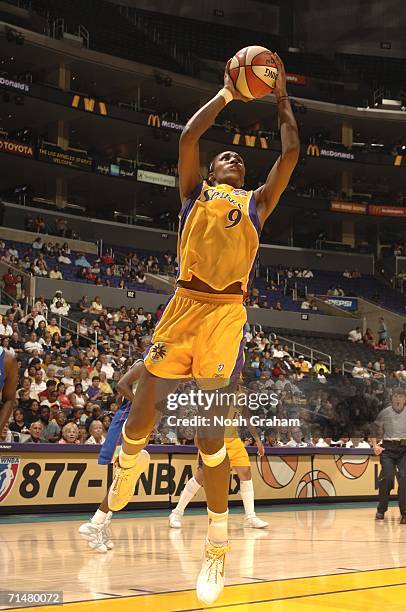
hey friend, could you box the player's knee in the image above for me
[199,444,227,467]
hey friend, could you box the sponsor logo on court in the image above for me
[150,342,167,361]
[0,456,20,503]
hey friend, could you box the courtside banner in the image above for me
[38,144,93,171]
[330,201,368,214]
[0,138,34,158]
[0,446,381,514]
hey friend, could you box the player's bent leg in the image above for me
[236,467,268,529]
[108,370,177,512]
[195,436,230,605]
[169,468,203,528]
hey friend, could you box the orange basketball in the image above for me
[335,455,370,479]
[296,470,336,499]
[256,454,298,489]
[229,46,278,99]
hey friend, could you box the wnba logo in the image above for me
[307,143,320,157]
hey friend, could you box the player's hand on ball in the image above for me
[272,52,287,99]
[223,59,251,102]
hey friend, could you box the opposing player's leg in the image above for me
[79,494,113,553]
[108,369,172,511]
[169,467,203,528]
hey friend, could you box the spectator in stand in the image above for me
[285,427,307,447]
[90,296,103,314]
[0,314,13,337]
[395,364,406,383]
[50,291,70,316]
[46,317,61,336]
[49,266,63,280]
[87,376,102,402]
[136,271,146,284]
[25,421,46,443]
[6,302,23,322]
[301,299,310,310]
[58,250,71,265]
[363,328,376,348]
[352,360,369,379]
[294,355,311,374]
[2,267,17,298]
[32,236,44,251]
[38,406,60,442]
[58,422,80,444]
[85,419,105,445]
[400,324,406,352]
[24,332,43,354]
[75,253,91,268]
[9,408,29,435]
[348,327,362,342]
[378,317,389,343]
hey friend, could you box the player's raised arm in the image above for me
[0,353,18,433]
[255,53,300,226]
[178,61,249,202]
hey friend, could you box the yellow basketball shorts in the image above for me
[144,287,246,385]
[198,437,250,468]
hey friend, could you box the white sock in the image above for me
[173,477,201,515]
[91,509,108,525]
[207,508,228,544]
[240,479,255,519]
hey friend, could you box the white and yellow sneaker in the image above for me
[196,538,230,604]
[108,450,150,511]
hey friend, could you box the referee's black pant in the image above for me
[377,441,406,515]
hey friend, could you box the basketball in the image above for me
[256,454,298,489]
[296,470,336,499]
[335,455,370,479]
[229,46,278,99]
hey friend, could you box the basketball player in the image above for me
[108,52,299,604]
[79,359,144,552]
[169,391,269,529]
[0,346,18,433]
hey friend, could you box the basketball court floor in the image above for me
[1,503,406,611]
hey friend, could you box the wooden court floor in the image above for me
[1,504,406,611]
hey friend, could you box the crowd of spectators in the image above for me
[1,294,404,449]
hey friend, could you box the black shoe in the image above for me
[375,512,385,520]
[400,516,406,524]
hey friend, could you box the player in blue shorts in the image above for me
[78,359,143,552]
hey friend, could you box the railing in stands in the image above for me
[270,332,332,372]
[342,360,386,383]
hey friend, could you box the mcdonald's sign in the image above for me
[71,95,107,116]
[147,114,161,128]
[307,143,320,157]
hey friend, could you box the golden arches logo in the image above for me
[147,114,161,128]
[71,95,107,115]
[307,143,320,156]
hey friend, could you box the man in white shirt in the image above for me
[395,364,406,382]
[285,427,307,447]
[301,299,310,310]
[348,327,362,343]
[22,308,46,328]
[30,371,47,396]
[352,360,369,378]
[24,332,44,354]
[100,354,115,380]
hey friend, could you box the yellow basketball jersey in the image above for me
[177,181,261,292]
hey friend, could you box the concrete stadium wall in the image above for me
[34,277,360,334]
[3,202,374,273]
[0,226,97,254]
